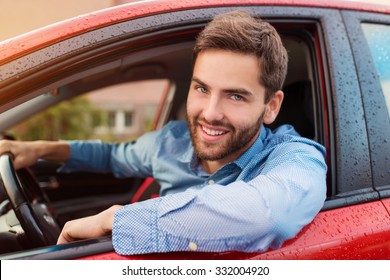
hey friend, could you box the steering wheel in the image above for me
[0,152,61,247]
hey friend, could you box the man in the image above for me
[0,11,326,255]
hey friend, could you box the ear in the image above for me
[263,90,284,125]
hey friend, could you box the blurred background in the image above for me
[0,0,389,42]
[0,0,163,142]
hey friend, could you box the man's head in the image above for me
[186,11,287,172]
[193,10,288,103]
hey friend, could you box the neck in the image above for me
[200,160,223,174]
[200,150,240,174]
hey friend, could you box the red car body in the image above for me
[1,0,390,62]
[0,0,389,260]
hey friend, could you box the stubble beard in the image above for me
[186,113,264,162]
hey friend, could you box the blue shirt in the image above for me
[61,121,327,255]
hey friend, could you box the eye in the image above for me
[196,86,207,94]
[231,94,243,101]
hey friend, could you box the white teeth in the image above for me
[202,126,224,136]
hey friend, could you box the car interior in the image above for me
[0,21,325,255]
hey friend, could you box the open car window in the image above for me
[8,79,170,142]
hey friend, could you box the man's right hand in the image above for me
[0,140,71,169]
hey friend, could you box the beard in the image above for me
[186,112,264,162]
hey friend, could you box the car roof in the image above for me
[0,0,389,64]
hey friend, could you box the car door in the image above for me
[343,8,390,234]
[1,2,389,260]
[81,4,390,260]
[259,6,390,260]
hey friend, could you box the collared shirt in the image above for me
[61,120,327,255]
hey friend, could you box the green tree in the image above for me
[10,96,104,141]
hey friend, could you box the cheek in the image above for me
[226,104,264,125]
[186,92,202,116]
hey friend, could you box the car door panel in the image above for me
[1,1,389,260]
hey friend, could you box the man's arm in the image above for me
[0,140,71,169]
[57,205,121,244]
[56,141,326,254]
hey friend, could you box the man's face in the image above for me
[186,49,267,167]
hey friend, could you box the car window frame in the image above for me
[342,10,390,199]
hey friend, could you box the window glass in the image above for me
[361,23,390,117]
[10,79,169,142]
[124,111,133,128]
[108,111,116,128]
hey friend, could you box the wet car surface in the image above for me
[0,0,389,259]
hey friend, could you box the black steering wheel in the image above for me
[0,152,61,247]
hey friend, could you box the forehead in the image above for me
[193,50,262,84]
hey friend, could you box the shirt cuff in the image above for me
[112,198,160,254]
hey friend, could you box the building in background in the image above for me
[86,80,169,141]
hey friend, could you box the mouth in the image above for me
[202,126,226,136]
[200,124,229,141]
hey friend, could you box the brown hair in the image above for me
[194,10,288,103]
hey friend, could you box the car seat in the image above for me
[267,80,315,139]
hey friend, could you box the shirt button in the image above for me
[208,180,215,185]
[188,242,198,251]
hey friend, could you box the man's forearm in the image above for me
[0,139,71,169]
[32,140,71,163]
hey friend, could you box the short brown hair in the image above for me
[194,10,288,103]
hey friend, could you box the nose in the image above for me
[202,95,224,122]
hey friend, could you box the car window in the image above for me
[9,79,169,142]
[361,23,390,117]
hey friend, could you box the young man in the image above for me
[0,11,326,255]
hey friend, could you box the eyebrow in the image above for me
[192,77,207,87]
[191,77,254,97]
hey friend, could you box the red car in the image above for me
[0,0,389,260]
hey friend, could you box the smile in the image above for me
[201,125,227,136]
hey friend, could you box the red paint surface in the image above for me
[78,199,390,260]
[130,177,156,203]
[1,0,389,63]
[382,197,390,216]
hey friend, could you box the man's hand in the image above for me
[57,205,122,244]
[0,140,71,169]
